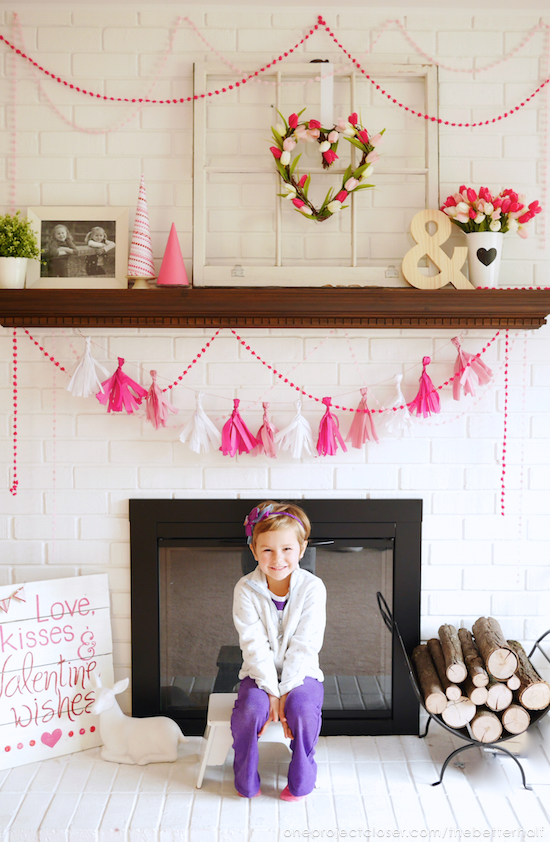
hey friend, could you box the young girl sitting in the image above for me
[231,501,326,801]
[84,226,116,275]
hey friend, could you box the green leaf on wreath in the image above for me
[352,163,371,179]
[303,175,311,198]
[319,187,334,212]
[271,128,284,148]
[345,136,368,152]
[275,110,289,132]
[275,160,289,180]
[353,183,374,190]
[343,164,353,184]
[289,153,301,176]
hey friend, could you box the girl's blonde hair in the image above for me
[86,227,107,243]
[247,500,310,548]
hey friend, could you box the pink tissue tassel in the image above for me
[221,398,258,457]
[451,336,493,400]
[253,402,278,458]
[317,397,347,456]
[96,356,148,413]
[145,370,179,429]
[409,356,440,418]
[346,388,379,448]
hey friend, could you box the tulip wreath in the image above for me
[269,110,384,222]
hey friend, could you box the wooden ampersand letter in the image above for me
[402,209,474,290]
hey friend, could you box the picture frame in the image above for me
[26,207,129,289]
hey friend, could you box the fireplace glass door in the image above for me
[158,538,393,728]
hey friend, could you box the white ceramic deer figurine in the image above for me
[89,673,186,765]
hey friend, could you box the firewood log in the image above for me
[438,624,468,683]
[427,638,462,700]
[472,617,518,679]
[506,674,521,691]
[458,628,489,687]
[502,703,531,735]
[412,644,448,714]
[470,707,503,743]
[486,679,513,712]
[508,640,550,710]
[463,675,488,706]
[441,695,476,728]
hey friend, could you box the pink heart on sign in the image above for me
[41,729,62,748]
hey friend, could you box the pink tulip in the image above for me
[468,208,477,219]
[308,119,321,130]
[307,128,320,140]
[335,190,348,203]
[529,200,542,214]
[443,195,457,207]
[466,188,477,203]
[500,198,511,213]
[455,213,470,223]
[369,133,384,146]
[348,112,358,125]
[366,151,379,164]
[357,129,369,145]
[518,227,529,239]
[517,211,533,224]
[270,146,282,159]
[491,208,501,220]
[292,197,305,209]
[283,138,296,152]
[323,150,339,165]
[298,174,308,188]
[294,126,308,141]
[345,177,359,191]
[459,185,467,194]
[509,202,521,213]
[327,130,339,143]
[288,113,299,129]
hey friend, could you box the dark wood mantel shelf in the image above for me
[1,287,550,330]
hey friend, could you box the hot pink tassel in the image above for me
[253,402,278,458]
[221,399,258,457]
[317,397,347,456]
[145,370,179,429]
[96,357,148,413]
[409,356,440,418]
[346,388,379,448]
[451,336,493,400]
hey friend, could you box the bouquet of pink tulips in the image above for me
[441,186,541,239]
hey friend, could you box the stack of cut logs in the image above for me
[412,617,550,743]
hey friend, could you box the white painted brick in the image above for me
[269,465,333,490]
[335,465,398,490]
[493,540,549,566]
[108,440,173,464]
[69,792,110,840]
[80,517,129,541]
[107,132,172,156]
[431,491,496,515]
[44,441,108,464]
[203,467,268,489]
[45,491,108,516]
[48,541,111,566]
[237,28,303,53]
[9,791,53,842]
[463,564,523,591]
[36,134,104,160]
[421,516,463,540]
[138,467,202,489]
[159,792,193,839]
[429,591,492,616]
[14,516,77,541]
[74,466,137,489]
[42,182,109,206]
[491,591,547,616]
[464,515,524,540]
[400,466,464,490]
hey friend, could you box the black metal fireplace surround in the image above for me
[129,498,422,737]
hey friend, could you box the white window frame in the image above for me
[193,61,439,287]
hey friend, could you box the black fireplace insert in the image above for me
[129,498,422,736]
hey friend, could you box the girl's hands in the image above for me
[258,694,280,736]
[279,694,294,740]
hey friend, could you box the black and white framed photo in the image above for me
[26,207,129,289]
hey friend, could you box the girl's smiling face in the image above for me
[53,227,67,242]
[251,527,306,593]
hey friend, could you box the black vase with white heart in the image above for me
[466,232,503,288]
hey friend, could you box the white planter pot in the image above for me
[466,232,503,289]
[0,257,28,289]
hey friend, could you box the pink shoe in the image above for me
[280,785,305,802]
[238,789,261,798]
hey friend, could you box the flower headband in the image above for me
[244,505,304,544]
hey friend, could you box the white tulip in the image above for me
[483,202,494,215]
[456,202,469,213]
[280,151,291,166]
[343,127,356,137]
[444,206,458,218]
[474,213,486,224]
[489,220,501,232]
[507,218,519,232]
[283,183,296,193]
[275,123,286,136]
[319,141,331,153]
[327,201,343,213]
[299,205,313,215]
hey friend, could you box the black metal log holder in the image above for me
[376,592,550,790]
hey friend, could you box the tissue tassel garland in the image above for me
[317,396,347,456]
[409,356,440,418]
[451,336,493,400]
[180,392,222,454]
[345,388,379,448]
[253,402,278,458]
[274,399,315,459]
[221,398,258,457]
[66,336,110,398]
[96,357,148,413]
[382,374,413,438]
[145,370,179,429]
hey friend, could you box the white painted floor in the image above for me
[0,714,548,842]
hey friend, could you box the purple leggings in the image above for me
[230,676,324,798]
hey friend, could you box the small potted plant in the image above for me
[440,186,542,288]
[0,211,40,289]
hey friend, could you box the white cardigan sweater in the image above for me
[232,565,326,698]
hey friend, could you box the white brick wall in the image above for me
[1,4,549,704]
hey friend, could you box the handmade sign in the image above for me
[402,209,473,290]
[0,574,113,770]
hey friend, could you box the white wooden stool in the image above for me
[196,692,291,788]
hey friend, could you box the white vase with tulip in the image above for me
[0,211,40,289]
[440,185,542,289]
